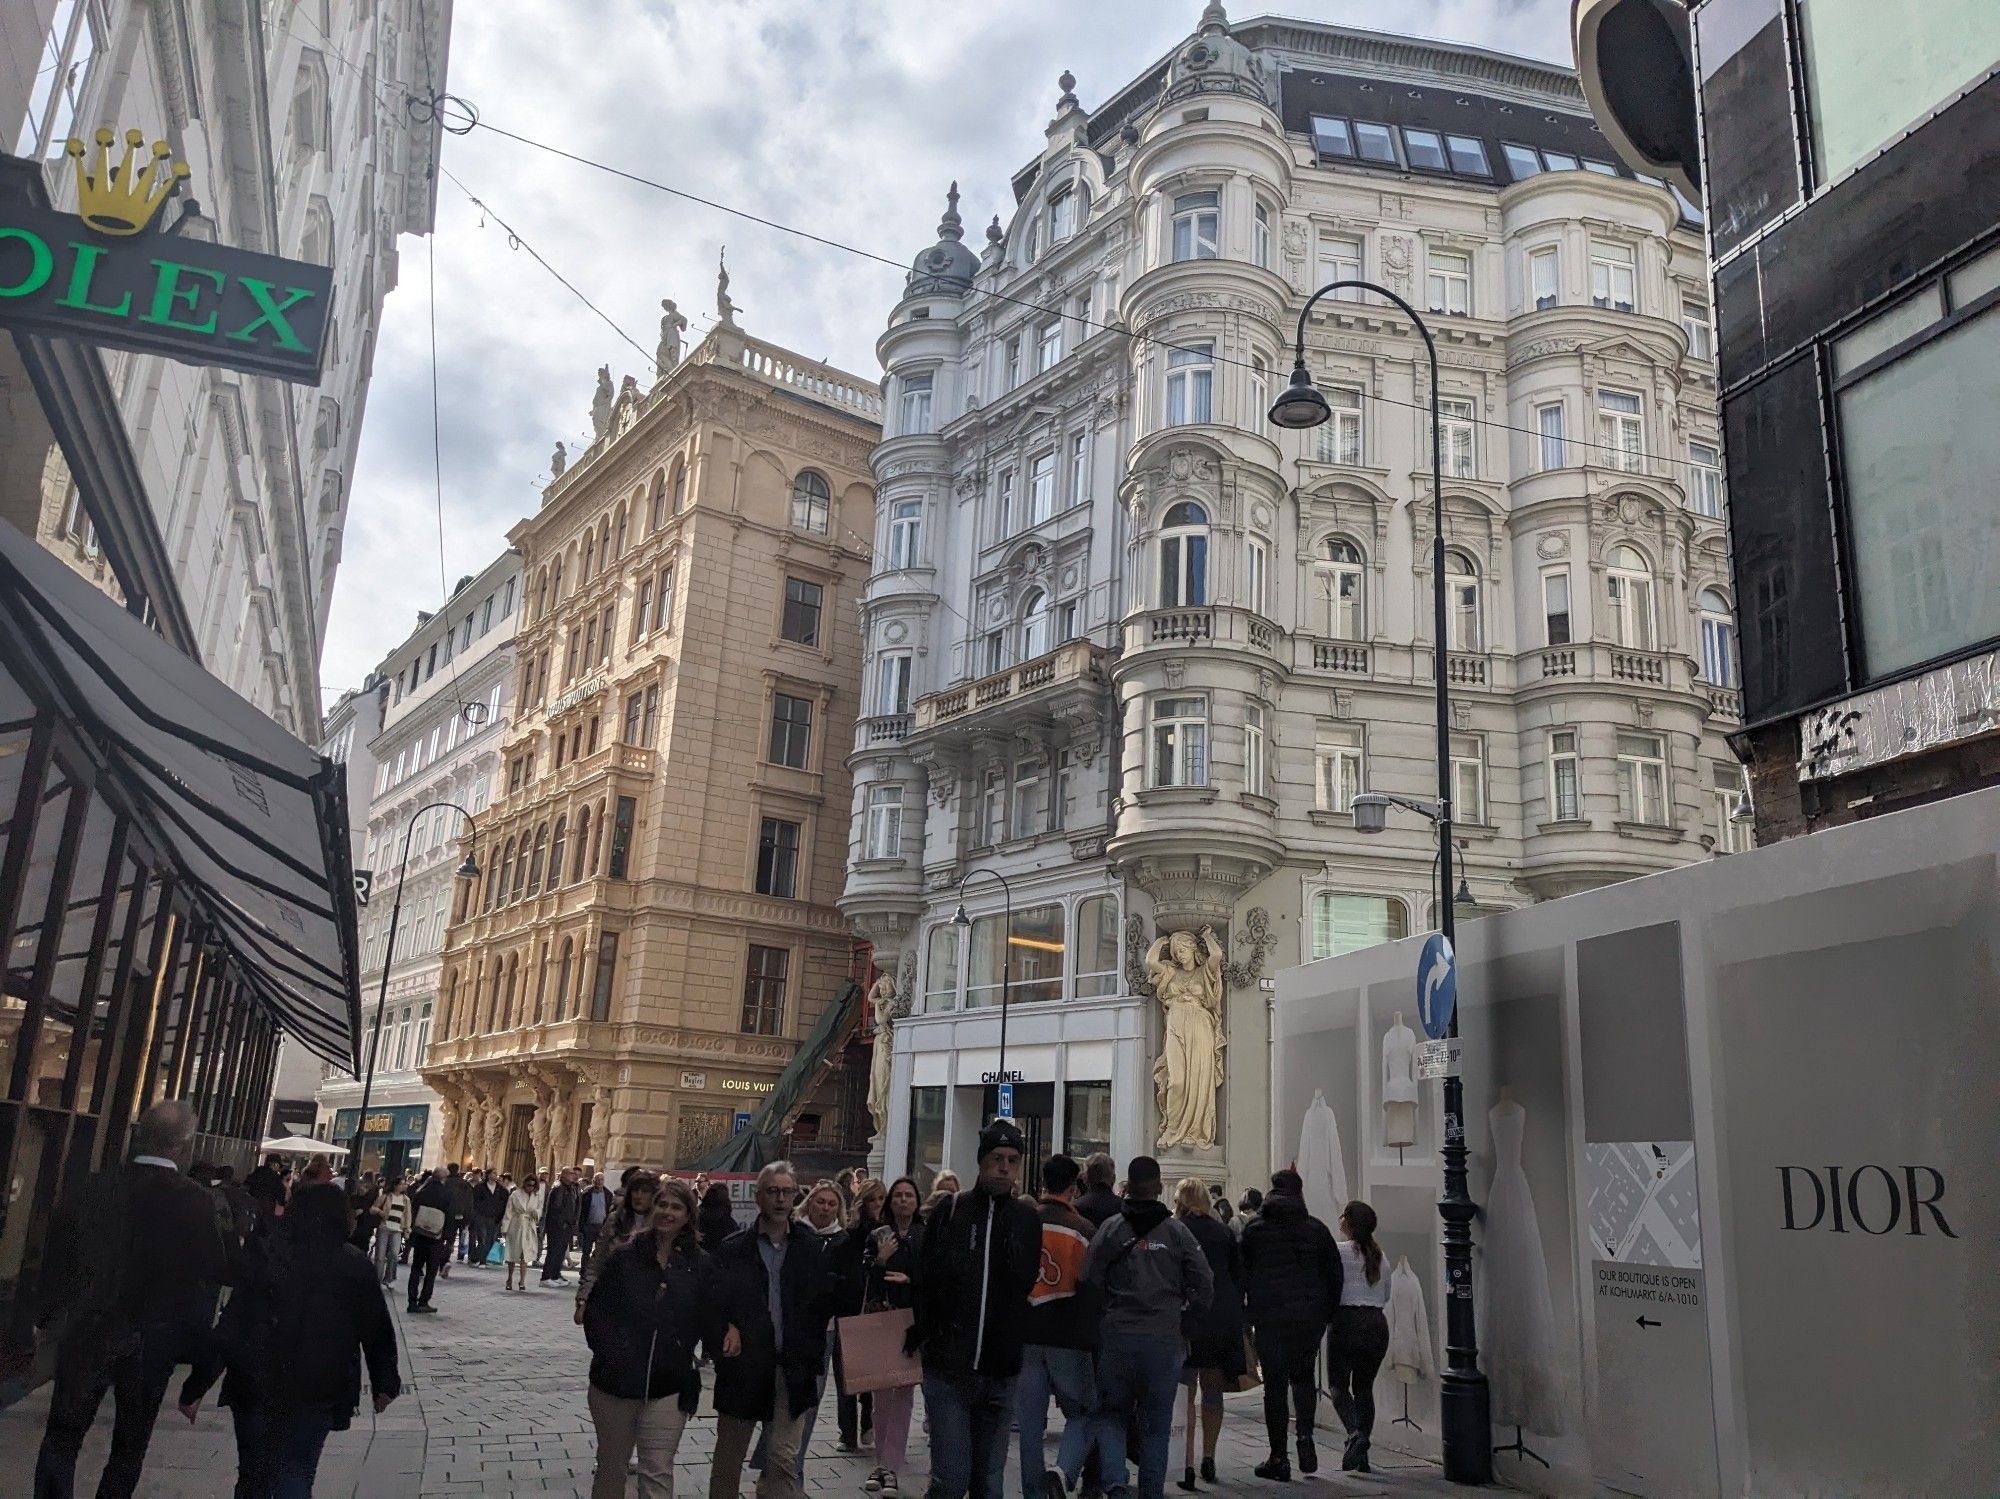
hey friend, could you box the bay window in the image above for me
[1028,449,1056,524]
[1314,725,1364,813]
[898,373,933,435]
[1699,588,1738,687]
[1150,696,1209,788]
[1445,551,1481,651]
[1451,734,1486,824]
[1530,247,1559,310]
[1590,241,1636,312]
[864,784,904,860]
[1606,545,1656,650]
[968,903,1065,1007]
[1597,390,1645,472]
[888,499,922,568]
[1616,732,1669,825]
[1166,342,1214,426]
[1158,502,1209,607]
[1172,191,1220,261]
[1318,539,1365,639]
[1549,729,1582,821]
[1315,387,1362,464]
[1243,703,1267,798]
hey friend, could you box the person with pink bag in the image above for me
[858,1178,925,1494]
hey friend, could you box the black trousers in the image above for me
[1325,1307,1390,1444]
[577,1221,600,1274]
[33,1322,180,1499]
[407,1235,445,1308]
[837,1389,873,1446]
[1254,1322,1323,1458]
[541,1224,574,1280]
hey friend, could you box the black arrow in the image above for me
[1636,1315,1661,1329]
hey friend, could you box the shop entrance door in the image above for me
[979,1082,1054,1195]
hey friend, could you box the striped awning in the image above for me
[0,517,361,1068]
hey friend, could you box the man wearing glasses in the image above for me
[709,1161,843,1499]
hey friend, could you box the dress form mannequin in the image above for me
[1483,1088,1564,1459]
[1381,1013,1418,1150]
[1298,1089,1350,1224]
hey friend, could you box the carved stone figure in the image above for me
[1147,926,1226,1150]
[656,297,687,376]
[716,248,738,327]
[590,365,613,439]
[619,373,640,407]
[867,972,900,1134]
[550,440,567,479]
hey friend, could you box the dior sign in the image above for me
[1778,1165,1958,1236]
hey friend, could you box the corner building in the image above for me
[844,6,1742,1193]
[425,322,881,1176]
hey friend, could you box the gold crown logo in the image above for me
[64,127,192,237]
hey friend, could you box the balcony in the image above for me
[1307,640,1371,675]
[1702,683,1742,721]
[1522,643,1699,699]
[911,638,1111,747]
[1122,606,1282,661]
[859,713,912,746]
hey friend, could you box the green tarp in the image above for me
[686,978,862,1171]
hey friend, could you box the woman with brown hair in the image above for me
[1172,1177,1245,1490]
[583,1177,712,1498]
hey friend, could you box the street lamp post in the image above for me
[348,800,480,1182]
[950,867,1013,1119]
[1272,280,1494,1485]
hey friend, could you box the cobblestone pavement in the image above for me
[0,1251,1463,1497]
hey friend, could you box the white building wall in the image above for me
[313,550,520,1171]
[851,10,1741,1201]
[5,0,449,740]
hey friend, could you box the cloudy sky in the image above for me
[321,0,1572,699]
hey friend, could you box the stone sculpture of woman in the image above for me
[656,297,687,376]
[590,365,613,439]
[866,971,901,1134]
[1147,925,1225,1149]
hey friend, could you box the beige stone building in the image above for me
[423,316,882,1175]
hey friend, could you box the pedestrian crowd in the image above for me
[29,1105,1394,1499]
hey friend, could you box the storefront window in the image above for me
[909,1087,947,1191]
[1064,1080,1112,1162]
[924,924,959,1013]
[1074,896,1120,997]
[968,902,1064,1007]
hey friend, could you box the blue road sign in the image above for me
[997,1082,1015,1120]
[732,1111,753,1135]
[1417,932,1457,1041]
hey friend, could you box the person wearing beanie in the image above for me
[911,1118,1044,1499]
[1079,1156,1214,1499]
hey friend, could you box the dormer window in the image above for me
[1050,185,1076,242]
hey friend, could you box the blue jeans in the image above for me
[1090,1334,1184,1499]
[270,1407,338,1499]
[1015,1345,1097,1499]
[922,1371,1015,1499]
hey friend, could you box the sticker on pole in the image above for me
[1417,932,1457,1041]
[1416,1038,1462,1080]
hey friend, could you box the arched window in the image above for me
[671,460,687,515]
[526,822,549,893]
[1020,588,1052,660]
[496,837,516,906]
[648,472,666,531]
[582,532,595,581]
[484,959,504,1032]
[502,953,519,1029]
[790,470,831,534]
[441,969,459,1039]
[510,833,530,903]
[1159,501,1209,608]
[572,806,593,882]
[548,815,568,890]
[1445,550,1481,651]
[1607,544,1656,650]
[531,940,549,1025]
[589,798,607,875]
[614,504,628,558]
[555,938,574,1018]
[536,570,549,622]
[600,516,613,564]
[1318,538,1366,640]
[1698,587,1737,687]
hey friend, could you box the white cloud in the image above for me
[324,0,1570,695]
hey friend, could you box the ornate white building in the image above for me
[842,7,1743,1194]
[312,549,520,1175]
[2,0,451,739]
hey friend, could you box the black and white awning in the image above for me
[0,518,361,1068]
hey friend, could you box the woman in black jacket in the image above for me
[1174,1178,1247,1490]
[1239,1169,1342,1481]
[860,1177,923,1495]
[697,1181,737,1256]
[834,1179,886,1452]
[178,1183,401,1499]
[584,1177,711,1499]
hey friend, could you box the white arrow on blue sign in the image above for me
[997,1082,1015,1120]
[1417,932,1457,1041]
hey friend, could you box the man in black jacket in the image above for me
[1238,1169,1342,1480]
[1076,1153,1121,1228]
[709,1161,841,1499]
[33,1099,228,1499]
[541,1167,582,1284]
[468,1169,505,1266]
[913,1119,1043,1499]
[405,1168,453,1313]
[441,1162,475,1272]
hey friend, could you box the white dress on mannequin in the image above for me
[1381,1017,1418,1148]
[1480,1095,1565,1435]
[1386,1256,1433,1384]
[1297,1090,1349,1223]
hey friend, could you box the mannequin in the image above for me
[1482,1088,1564,1459]
[1381,1013,1418,1150]
[1386,1253,1432,1430]
[1297,1089,1349,1224]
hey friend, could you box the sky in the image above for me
[320,0,1572,701]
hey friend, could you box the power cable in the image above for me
[465,112,1715,473]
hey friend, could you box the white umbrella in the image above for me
[257,1135,348,1155]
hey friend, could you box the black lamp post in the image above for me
[1272,280,1494,1485]
[950,866,1014,1119]
[348,799,480,1182]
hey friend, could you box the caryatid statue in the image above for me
[1147,925,1226,1150]
[656,297,687,376]
[866,970,903,1135]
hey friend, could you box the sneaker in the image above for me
[1252,1458,1290,1483]
[837,1440,861,1455]
[410,1304,438,1315]
[879,1473,898,1495]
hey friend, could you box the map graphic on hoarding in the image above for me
[1586,1140,1702,1269]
